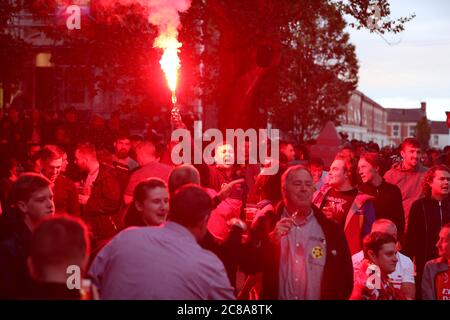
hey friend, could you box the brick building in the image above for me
[385,103,427,146]
[430,121,450,149]
[337,90,389,147]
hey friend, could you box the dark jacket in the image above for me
[83,165,121,241]
[404,196,450,298]
[358,179,405,238]
[23,281,82,300]
[200,227,244,289]
[422,257,449,300]
[0,208,33,299]
[240,202,354,300]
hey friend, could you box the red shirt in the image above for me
[435,266,450,300]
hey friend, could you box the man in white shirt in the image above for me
[352,219,415,299]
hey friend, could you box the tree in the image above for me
[0,1,32,107]
[416,116,431,150]
[264,1,359,142]
[183,0,413,139]
[23,0,414,140]
[28,0,172,117]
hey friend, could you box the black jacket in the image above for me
[23,281,82,300]
[83,165,122,241]
[0,209,33,299]
[240,203,354,300]
[404,196,450,298]
[358,179,405,238]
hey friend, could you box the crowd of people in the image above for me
[0,106,450,300]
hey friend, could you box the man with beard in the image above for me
[384,138,428,230]
[112,134,139,172]
[74,142,121,245]
[111,133,139,193]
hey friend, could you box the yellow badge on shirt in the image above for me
[311,246,324,259]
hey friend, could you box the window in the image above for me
[434,135,439,146]
[409,125,416,137]
[393,125,399,137]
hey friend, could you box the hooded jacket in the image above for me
[404,196,450,298]
[0,208,33,299]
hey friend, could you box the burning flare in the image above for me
[155,36,181,105]
[146,0,191,106]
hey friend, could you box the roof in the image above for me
[310,121,341,169]
[430,121,449,134]
[386,108,425,122]
[354,90,385,111]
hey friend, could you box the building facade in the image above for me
[430,121,450,149]
[385,103,427,146]
[2,1,133,117]
[337,90,389,147]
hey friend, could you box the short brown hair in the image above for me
[169,184,212,228]
[135,141,156,158]
[30,215,90,277]
[400,138,421,151]
[39,145,64,162]
[334,152,359,186]
[75,142,97,159]
[10,173,52,206]
[168,165,200,196]
[363,232,397,260]
[359,152,383,172]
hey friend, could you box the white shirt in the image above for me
[352,250,415,289]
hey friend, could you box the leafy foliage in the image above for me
[5,0,414,141]
[416,116,431,150]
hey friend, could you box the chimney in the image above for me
[421,101,427,115]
